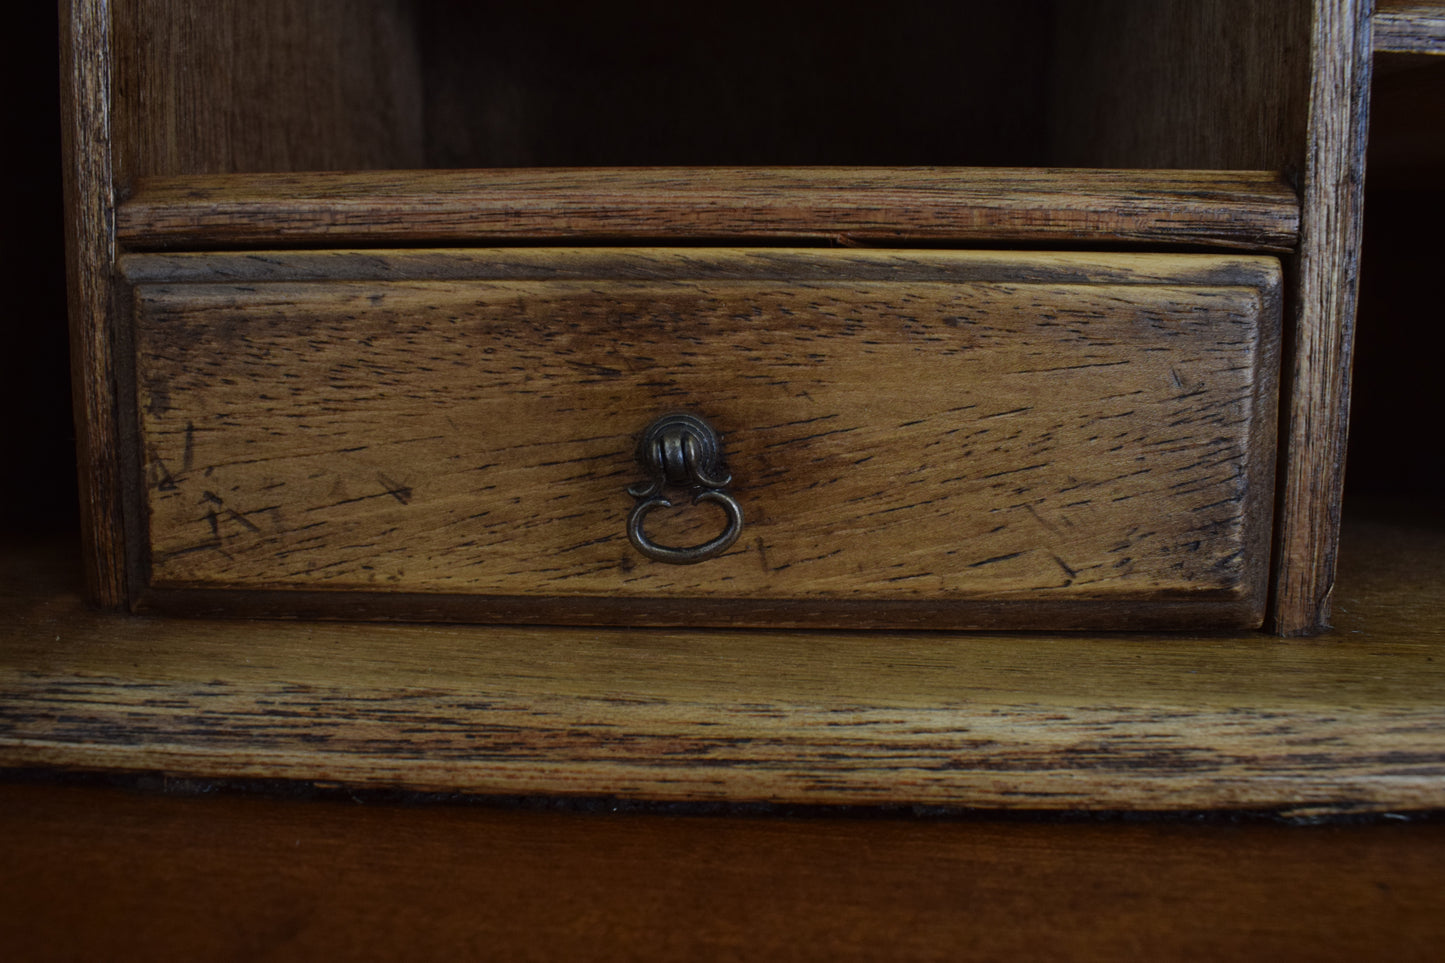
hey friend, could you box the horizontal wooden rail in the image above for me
[116,167,1301,252]
[1375,1,1445,52]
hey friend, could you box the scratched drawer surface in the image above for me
[121,249,1281,629]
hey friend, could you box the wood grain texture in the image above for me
[111,0,425,189]
[125,250,1282,629]
[1375,0,1445,51]
[0,502,1441,811]
[1049,0,1313,173]
[59,0,125,606]
[3,784,1444,963]
[113,168,1302,251]
[1271,0,1375,634]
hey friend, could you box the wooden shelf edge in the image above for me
[1375,1,1445,53]
[114,167,1301,252]
[2,502,1441,812]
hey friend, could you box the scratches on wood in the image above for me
[1,504,1442,810]
[124,249,1281,628]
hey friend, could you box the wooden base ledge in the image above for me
[2,503,1441,813]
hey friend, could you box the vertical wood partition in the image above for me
[60,0,124,606]
[1271,0,1375,634]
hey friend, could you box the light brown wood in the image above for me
[1271,0,1375,634]
[59,0,125,607]
[2,502,1441,811]
[124,250,1281,628]
[1375,0,1445,51]
[1050,0,1314,173]
[58,0,1370,640]
[4,782,1444,963]
[113,168,1302,252]
[111,0,425,189]
[1047,1,1383,636]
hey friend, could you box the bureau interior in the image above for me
[111,0,1312,186]
[93,0,1314,631]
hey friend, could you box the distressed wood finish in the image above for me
[1375,0,1445,51]
[125,250,1281,628]
[1046,0,1379,636]
[111,0,424,188]
[114,168,1302,252]
[59,0,1375,639]
[59,0,125,606]
[1271,0,1375,634]
[2,503,1442,810]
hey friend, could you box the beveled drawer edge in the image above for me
[118,247,1285,289]
[117,248,1282,631]
[131,586,1266,632]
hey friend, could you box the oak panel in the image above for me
[128,250,1281,627]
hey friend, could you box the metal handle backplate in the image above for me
[626,413,743,564]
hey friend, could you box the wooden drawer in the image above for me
[121,249,1281,629]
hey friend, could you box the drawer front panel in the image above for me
[127,250,1281,627]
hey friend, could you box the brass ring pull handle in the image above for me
[626,413,743,564]
[627,490,744,565]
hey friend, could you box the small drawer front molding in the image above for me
[123,249,1281,629]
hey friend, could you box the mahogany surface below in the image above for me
[0,780,1441,962]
